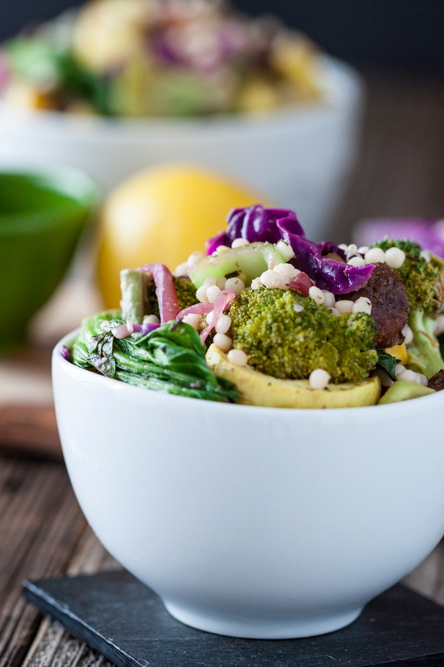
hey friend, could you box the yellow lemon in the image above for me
[96,164,270,307]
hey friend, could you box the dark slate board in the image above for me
[23,570,444,667]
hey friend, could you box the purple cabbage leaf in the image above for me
[206,205,374,295]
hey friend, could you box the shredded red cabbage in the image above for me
[59,344,72,362]
[316,240,347,261]
[206,205,305,255]
[206,205,374,295]
[355,218,444,259]
[138,263,181,323]
[277,221,375,295]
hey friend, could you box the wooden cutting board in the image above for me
[0,276,102,458]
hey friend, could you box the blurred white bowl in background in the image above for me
[0,56,363,241]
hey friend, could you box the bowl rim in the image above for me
[0,55,364,138]
[53,327,444,420]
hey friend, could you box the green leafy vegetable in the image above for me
[71,313,238,402]
[376,349,401,381]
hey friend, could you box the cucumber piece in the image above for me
[189,243,286,288]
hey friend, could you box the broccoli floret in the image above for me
[173,277,200,310]
[147,276,199,318]
[406,310,444,379]
[228,288,378,383]
[371,238,442,313]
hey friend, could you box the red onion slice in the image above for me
[200,290,236,343]
[287,272,314,295]
[177,302,214,319]
[138,263,181,323]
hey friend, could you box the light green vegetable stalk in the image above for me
[406,310,444,380]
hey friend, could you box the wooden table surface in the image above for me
[1,67,444,667]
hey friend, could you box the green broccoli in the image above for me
[371,238,442,313]
[371,238,444,379]
[147,276,199,319]
[228,288,378,383]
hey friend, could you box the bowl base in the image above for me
[163,599,363,640]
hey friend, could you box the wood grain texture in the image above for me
[0,68,443,665]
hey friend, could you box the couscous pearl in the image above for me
[398,369,420,384]
[338,243,348,251]
[206,285,221,303]
[206,312,214,325]
[364,247,386,264]
[309,368,330,390]
[395,364,406,378]
[231,238,249,248]
[215,314,231,334]
[403,326,414,345]
[294,304,305,313]
[227,348,248,367]
[308,285,325,304]
[329,307,340,316]
[352,297,372,314]
[358,246,369,255]
[348,256,366,267]
[417,373,428,386]
[196,285,209,303]
[143,314,160,324]
[213,245,231,255]
[261,269,284,289]
[225,277,245,295]
[335,300,354,314]
[420,250,431,262]
[346,244,358,257]
[385,247,406,269]
[216,277,227,290]
[276,240,295,261]
[187,250,204,266]
[174,261,189,276]
[322,290,336,308]
[202,275,217,287]
[182,314,200,330]
[213,333,232,351]
[251,278,262,290]
[274,263,299,278]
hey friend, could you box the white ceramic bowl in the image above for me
[0,56,363,241]
[52,331,444,639]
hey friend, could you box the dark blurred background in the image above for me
[1,0,444,70]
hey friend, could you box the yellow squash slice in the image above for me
[206,344,381,409]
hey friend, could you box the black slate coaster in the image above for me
[23,570,444,667]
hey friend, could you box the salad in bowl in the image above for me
[53,205,444,639]
[0,0,322,118]
[64,204,444,408]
